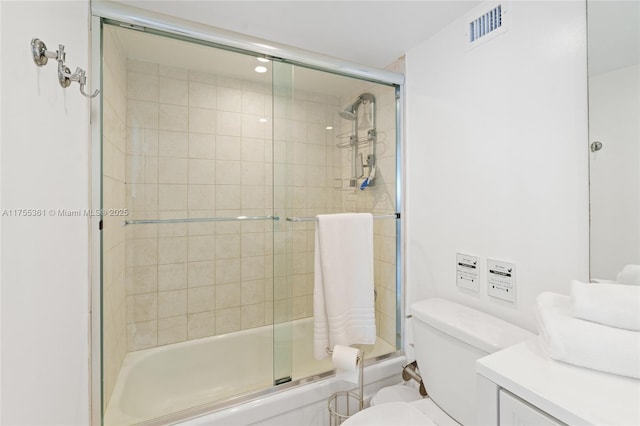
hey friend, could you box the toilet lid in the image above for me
[341,402,436,426]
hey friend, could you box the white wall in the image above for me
[405,1,589,333]
[589,64,640,279]
[0,1,91,424]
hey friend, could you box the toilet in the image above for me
[342,298,534,425]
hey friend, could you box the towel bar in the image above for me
[287,213,400,222]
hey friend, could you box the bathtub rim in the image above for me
[131,350,405,426]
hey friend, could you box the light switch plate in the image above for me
[457,253,480,292]
[487,259,515,302]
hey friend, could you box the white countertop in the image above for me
[476,338,640,426]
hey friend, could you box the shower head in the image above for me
[338,108,357,120]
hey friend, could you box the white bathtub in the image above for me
[105,318,398,425]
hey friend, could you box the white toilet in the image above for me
[342,298,534,425]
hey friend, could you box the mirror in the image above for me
[588,1,640,282]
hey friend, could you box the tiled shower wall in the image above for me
[102,26,128,407]
[124,60,341,351]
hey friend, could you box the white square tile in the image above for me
[159,77,188,106]
[241,279,265,305]
[187,185,216,210]
[241,138,265,162]
[215,185,241,210]
[127,320,157,351]
[241,304,265,329]
[127,60,158,75]
[158,157,188,184]
[189,133,216,159]
[189,82,217,109]
[159,104,188,132]
[187,286,215,313]
[159,131,188,158]
[215,308,240,334]
[241,186,266,209]
[127,72,158,102]
[216,135,242,160]
[158,236,188,264]
[217,86,241,112]
[126,238,158,267]
[158,290,187,319]
[216,282,241,309]
[241,162,265,186]
[188,261,215,288]
[215,160,241,185]
[126,265,158,295]
[188,159,216,184]
[242,91,265,115]
[216,111,242,137]
[241,114,266,139]
[215,234,240,259]
[158,263,188,291]
[241,256,265,281]
[158,184,187,211]
[188,235,216,262]
[159,65,188,80]
[127,100,158,129]
[188,312,215,339]
[127,293,157,323]
[158,315,187,345]
[215,258,240,284]
[189,107,216,134]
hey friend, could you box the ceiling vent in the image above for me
[467,3,508,47]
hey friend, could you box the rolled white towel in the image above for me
[535,292,640,379]
[616,264,640,285]
[572,280,640,331]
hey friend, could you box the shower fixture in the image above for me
[337,93,377,189]
[339,105,357,121]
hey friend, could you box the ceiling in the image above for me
[113,1,481,69]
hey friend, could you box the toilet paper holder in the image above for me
[327,346,365,425]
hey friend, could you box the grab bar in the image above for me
[123,215,279,226]
[286,213,400,222]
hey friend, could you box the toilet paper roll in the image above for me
[332,345,360,385]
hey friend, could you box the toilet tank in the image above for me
[411,298,534,425]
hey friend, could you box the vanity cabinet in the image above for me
[476,339,640,426]
[498,390,564,426]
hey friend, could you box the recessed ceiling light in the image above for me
[254,66,268,73]
[257,57,270,63]
[326,126,333,130]
[259,118,268,123]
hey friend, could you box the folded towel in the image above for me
[535,292,640,379]
[572,280,640,331]
[616,264,640,285]
[314,213,376,360]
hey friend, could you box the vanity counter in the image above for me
[476,338,640,425]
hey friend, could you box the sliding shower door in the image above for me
[100,19,400,426]
[271,62,401,381]
[101,23,287,424]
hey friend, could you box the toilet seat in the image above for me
[340,401,436,426]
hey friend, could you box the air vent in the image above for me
[469,5,503,43]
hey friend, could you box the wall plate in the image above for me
[487,259,515,302]
[457,253,480,292]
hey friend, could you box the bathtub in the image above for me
[105,318,399,425]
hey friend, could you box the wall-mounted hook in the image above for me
[31,38,100,99]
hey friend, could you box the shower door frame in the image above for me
[89,3,405,424]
